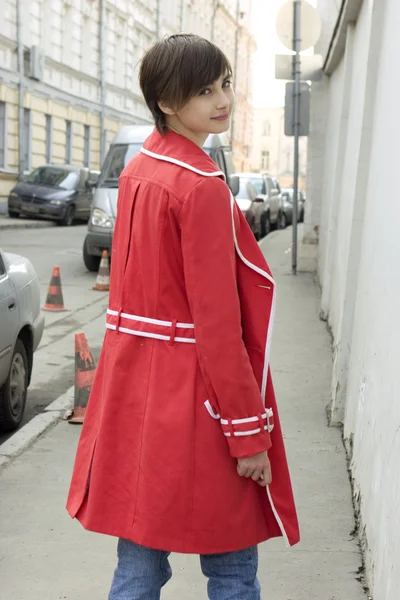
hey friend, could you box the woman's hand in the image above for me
[237,451,272,487]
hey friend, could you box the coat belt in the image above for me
[106,309,196,344]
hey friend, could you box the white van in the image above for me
[83,125,238,271]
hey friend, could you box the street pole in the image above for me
[292,0,301,275]
[230,0,241,147]
[17,0,24,175]
[99,0,106,165]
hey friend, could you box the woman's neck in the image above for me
[165,117,208,148]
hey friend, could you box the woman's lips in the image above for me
[211,114,229,121]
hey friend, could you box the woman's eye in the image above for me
[223,80,232,88]
[200,88,211,96]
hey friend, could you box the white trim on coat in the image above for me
[267,486,290,548]
[107,309,195,329]
[223,426,273,437]
[106,323,196,344]
[204,400,221,419]
[220,408,273,426]
[140,148,226,180]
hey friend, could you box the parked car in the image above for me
[234,173,281,239]
[83,126,238,271]
[8,165,99,226]
[0,249,44,432]
[280,188,305,228]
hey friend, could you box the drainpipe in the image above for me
[17,0,24,175]
[179,0,184,31]
[230,0,241,148]
[211,0,219,42]
[156,0,161,39]
[99,0,106,165]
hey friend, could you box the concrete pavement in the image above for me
[0,226,369,599]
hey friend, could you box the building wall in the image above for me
[250,106,307,190]
[307,1,400,598]
[0,0,256,205]
[232,1,255,171]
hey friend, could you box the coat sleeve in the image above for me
[180,176,272,459]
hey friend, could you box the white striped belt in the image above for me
[106,309,196,344]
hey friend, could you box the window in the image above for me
[263,121,271,136]
[261,150,270,171]
[22,108,31,173]
[84,125,90,167]
[0,101,6,168]
[24,166,79,190]
[65,120,72,163]
[265,177,273,196]
[286,151,291,172]
[0,254,6,278]
[98,143,142,187]
[45,114,53,163]
[236,176,265,199]
[101,129,107,166]
[215,149,227,177]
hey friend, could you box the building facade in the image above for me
[306,1,400,598]
[0,0,256,204]
[250,106,307,189]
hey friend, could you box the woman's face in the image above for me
[162,74,235,147]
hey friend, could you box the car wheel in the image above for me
[278,212,287,229]
[0,339,28,432]
[8,210,19,218]
[260,213,271,238]
[59,204,75,227]
[83,237,101,272]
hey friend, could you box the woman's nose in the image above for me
[216,91,230,109]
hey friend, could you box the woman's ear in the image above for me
[158,101,176,116]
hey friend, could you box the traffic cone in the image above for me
[67,333,97,425]
[42,265,66,312]
[93,250,110,292]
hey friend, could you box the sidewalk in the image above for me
[0,226,368,600]
[0,214,56,230]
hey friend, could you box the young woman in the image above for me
[67,34,299,600]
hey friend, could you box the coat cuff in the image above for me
[204,402,274,458]
[222,409,273,458]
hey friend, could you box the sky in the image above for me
[251,0,318,108]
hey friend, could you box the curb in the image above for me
[0,386,74,471]
[0,218,56,230]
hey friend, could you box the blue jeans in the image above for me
[109,538,261,600]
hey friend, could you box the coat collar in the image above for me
[141,128,226,180]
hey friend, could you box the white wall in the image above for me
[343,1,400,597]
[309,0,400,598]
[303,0,340,242]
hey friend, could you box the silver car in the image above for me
[0,249,44,432]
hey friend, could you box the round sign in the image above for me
[276,0,322,52]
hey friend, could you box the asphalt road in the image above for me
[0,224,109,444]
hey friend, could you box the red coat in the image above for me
[67,129,300,553]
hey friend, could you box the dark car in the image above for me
[279,188,305,228]
[8,165,99,226]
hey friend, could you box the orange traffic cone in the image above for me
[42,265,66,312]
[67,333,97,425]
[93,250,110,292]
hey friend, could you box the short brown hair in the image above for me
[139,34,232,134]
